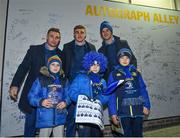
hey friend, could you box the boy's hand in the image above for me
[143,107,150,115]
[42,99,53,108]
[57,101,66,109]
[111,115,120,127]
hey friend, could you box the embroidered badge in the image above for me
[116,73,121,76]
[132,72,137,76]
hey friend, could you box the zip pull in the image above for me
[116,97,119,111]
[130,105,133,117]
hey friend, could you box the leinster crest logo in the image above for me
[125,81,133,89]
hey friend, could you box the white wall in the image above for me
[0,0,7,99]
[1,0,180,99]
[175,0,180,10]
[0,0,180,136]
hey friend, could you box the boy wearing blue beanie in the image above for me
[28,55,70,137]
[98,21,137,80]
[108,48,151,137]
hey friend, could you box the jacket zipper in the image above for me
[53,108,55,125]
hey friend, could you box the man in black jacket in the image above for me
[62,25,95,137]
[9,28,63,137]
[98,21,137,80]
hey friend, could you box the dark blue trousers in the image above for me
[78,123,103,137]
[65,103,76,137]
[24,109,36,137]
[121,117,143,137]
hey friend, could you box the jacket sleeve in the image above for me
[108,92,117,116]
[138,73,151,110]
[62,44,66,74]
[97,79,110,105]
[91,44,96,51]
[11,46,33,88]
[28,78,42,107]
[87,41,96,51]
[98,46,104,54]
[63,80,71,106]
[107,71,115,86]
[107,72,117,116]
[68,75,82,103]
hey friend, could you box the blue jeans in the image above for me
[24,109,36,137]
[65,103,76,137]
[121,117,143,137]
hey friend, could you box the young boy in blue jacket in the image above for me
[28,55,70,137]
[108,48,151,137]
[68,51,109,137]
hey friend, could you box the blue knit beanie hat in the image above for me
[117,48,132,60]
[100,21,113,34]
[47,55,62,68]
[82,51,108,73]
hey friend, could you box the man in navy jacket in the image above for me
[9,28,63,137]
[98,21,137,80]
[62,25,95,137]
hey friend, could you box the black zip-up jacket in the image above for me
[62,40,96,81]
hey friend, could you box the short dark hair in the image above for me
[73,25,86,32]
[47,27,60,35]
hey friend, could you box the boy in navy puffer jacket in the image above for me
[28,55,70,137]
[108,48,151,137]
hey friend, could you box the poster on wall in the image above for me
[1,0,180,136]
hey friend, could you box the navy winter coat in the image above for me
[10,43,63,113]
[28,67,70,128]
[108,65,151,117]
[62,40,96,80]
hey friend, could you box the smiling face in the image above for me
[49,62,61,74]
[90,63,100,74]
[74,28,86,43]
[46,31,61,49]
[119,56,130,66]
[101,28,113,41]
